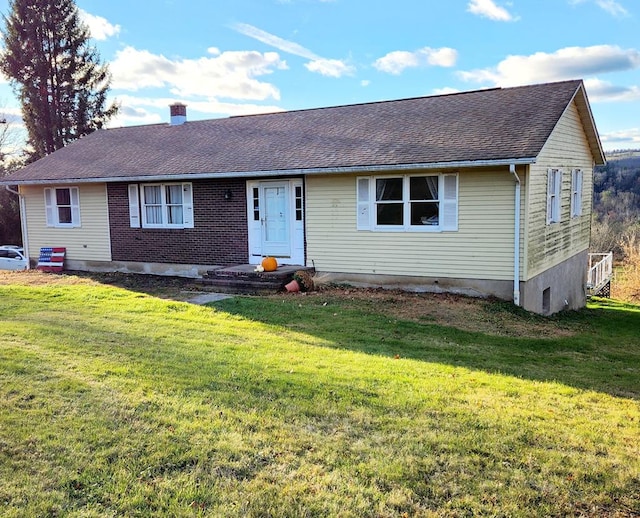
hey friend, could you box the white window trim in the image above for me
[356,173,458,232]
[44,186,81,228]
[570,169,583,218]
[546,169,562,225]
[129,183,194,229]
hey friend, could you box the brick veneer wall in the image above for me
[108,179,248,265]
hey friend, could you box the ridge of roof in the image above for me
[105,79,584,129]
[228,86,506,119]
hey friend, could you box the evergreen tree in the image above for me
[0,0,117,160]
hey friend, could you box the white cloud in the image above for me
[232,22,353,77]
[373,47,458,75]
[600,128,640,149]
[458,45,640,87]
[0,106,22,119]
[361,80,371,87]
[584,78,640,102]
[233,23,317,60]
[426,48,459,67]
[305,58,355,77]
[596,0,629,16]
[109,103,163,127]
[107,95,284,128]
[373,51,419,75]
[432,87,461,95]
[78,9,121,40]
[110,46,287,101]
[570,0,629,17]
[467,0,518,21]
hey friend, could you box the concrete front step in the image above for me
[198,277,285,294]
[199,264,313,295]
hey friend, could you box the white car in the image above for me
[0,245,28,271]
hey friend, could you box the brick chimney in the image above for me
[169,102,187,125]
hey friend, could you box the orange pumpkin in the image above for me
[261,256,278,272]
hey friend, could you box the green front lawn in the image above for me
[0,272,638,517]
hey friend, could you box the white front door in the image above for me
[247,179,305,265]
[262,182,290,257]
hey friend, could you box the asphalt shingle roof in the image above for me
[2,79,604,184]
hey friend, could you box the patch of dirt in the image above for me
[0,270,580,338]
[296,286,580,339]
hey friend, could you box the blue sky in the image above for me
[0,0,639,152]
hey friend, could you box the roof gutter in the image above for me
[0,157,538,186]
[510,164,521,306]
[4,185,30,269]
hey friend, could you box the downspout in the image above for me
[509,164,521,306]
[4,185,30,269]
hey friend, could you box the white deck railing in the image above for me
[587,252,613,294]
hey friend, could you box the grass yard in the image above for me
[0,271,638,517]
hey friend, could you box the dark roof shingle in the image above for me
[2,79,604,184]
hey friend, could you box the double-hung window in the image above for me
[546,169,562,224]
[44,187,81,227]
[128,183,194,229]
[357,174,458,231]
[570,169,583,218]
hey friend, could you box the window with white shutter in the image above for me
[356,177,371,230]
[570,169,583,218]
[441,174,458,231]
[128,184,140,228]
[136,182,195,229]
[547,169,562,224]
[356,173,458,232]
[44,187,81,227]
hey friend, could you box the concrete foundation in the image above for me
[520,250,588,315]
[314,251,588,316]
[64,260,219,279]
[313,271,514,301]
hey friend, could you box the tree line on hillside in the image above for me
[0,0,117,245]
[591,155,640,257]
[591,154,640,303]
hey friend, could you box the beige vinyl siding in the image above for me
[525,100,593,279]
[21,183,112,262]
[306,168,516,280]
